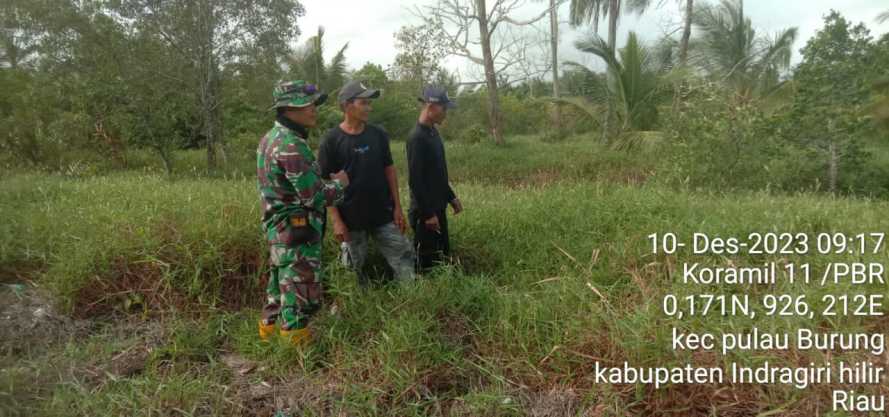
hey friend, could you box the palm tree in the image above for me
[569,0,622,50]
[625,0,695,67]
[569,0,627,141]
[562,32,663,137]
[692,0,797,102]
[570,0,693,63]
[878,10,888,23]
[287,26,349,93]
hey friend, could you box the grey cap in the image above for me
[418,85,456,108]
[337,80,381,103]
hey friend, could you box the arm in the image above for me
[276,138,344,212]
[329,206,350,242]
[384,165,402,212]
[384,164,407,233]
[318,133,351,242]
[379,129,406,233]
[447,183,462,215]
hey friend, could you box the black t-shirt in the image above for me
[318,124,394,230]
[407,122,456,220]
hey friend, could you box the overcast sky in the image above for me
[295,0,889,82]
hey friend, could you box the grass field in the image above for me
[1,135,888,416]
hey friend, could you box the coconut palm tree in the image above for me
[570,0,693,64]
[569,0,622,50]
[878,10,888,23]
[562,32,664,135]
[692,0,797,102]
[570,0,682,139]
[287,26,349,93]
[625,0,695,67]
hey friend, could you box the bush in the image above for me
[658,84,789,191]
[368,85,422,141]
[450,124,488,144]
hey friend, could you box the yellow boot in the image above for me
[258,320,276,341]
[279,327,312,347]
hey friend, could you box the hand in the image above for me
[424,215,440,233]
[393,209,407,234]
[333,219,350,242]
[331,170,349,188]
[450,198,463,215]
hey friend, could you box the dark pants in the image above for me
[410,209,450,271]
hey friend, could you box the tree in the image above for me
[392,24,449,91]
[424,0,552,145]
[568,0,642,141]
[569,0,621,50]
[692,0,797,102]
[2,1,139,168]
[352,62,389,88]
[549,0,561,121]
[872,34,889,136]
[0,0,40,69]
[679,0,693,67]
[116,0,305,170]
[624,0,695,67]
[121,30,198,175]
[546,0,565,131]
[288,26,348,93]
[874,80,889,137]
[878,10,889,23]
[564,32,662,136]
[789,11,874,194]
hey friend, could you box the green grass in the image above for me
[2,135,888,416]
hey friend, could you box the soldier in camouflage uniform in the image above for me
[257,80,349,346]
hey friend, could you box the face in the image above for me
[344,98,372,122]
[284,104,318,127]
[426,103,448,124]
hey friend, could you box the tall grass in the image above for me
[2,135,888,415]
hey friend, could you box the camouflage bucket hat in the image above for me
[270,80,328,110]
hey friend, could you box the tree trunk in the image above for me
[679,0,693,67]
[607,0,619,51]
[828,140,838,195]
[203,80,217,170]
[601,0,620,142]
[673,0,694,110]
[477,0,505,145]
[158,147,174,176]
[550,0,562,133]
[200,0,219,170]
[95,116,127,169]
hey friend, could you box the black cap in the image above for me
[337,80,381,103]
[418,85,456,109]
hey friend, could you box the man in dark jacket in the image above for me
[407,85,463,271]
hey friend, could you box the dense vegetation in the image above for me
[2,1,889,416]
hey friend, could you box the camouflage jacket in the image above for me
[257,118,344,233]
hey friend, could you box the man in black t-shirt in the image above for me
[319,80,415,283]
[407,86,463,271]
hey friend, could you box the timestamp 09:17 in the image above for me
[648,232,886,256]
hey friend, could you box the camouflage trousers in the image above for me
[261,216,324,330]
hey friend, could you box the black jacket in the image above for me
[407,122,456,220]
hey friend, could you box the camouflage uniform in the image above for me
[257,80,343,331]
